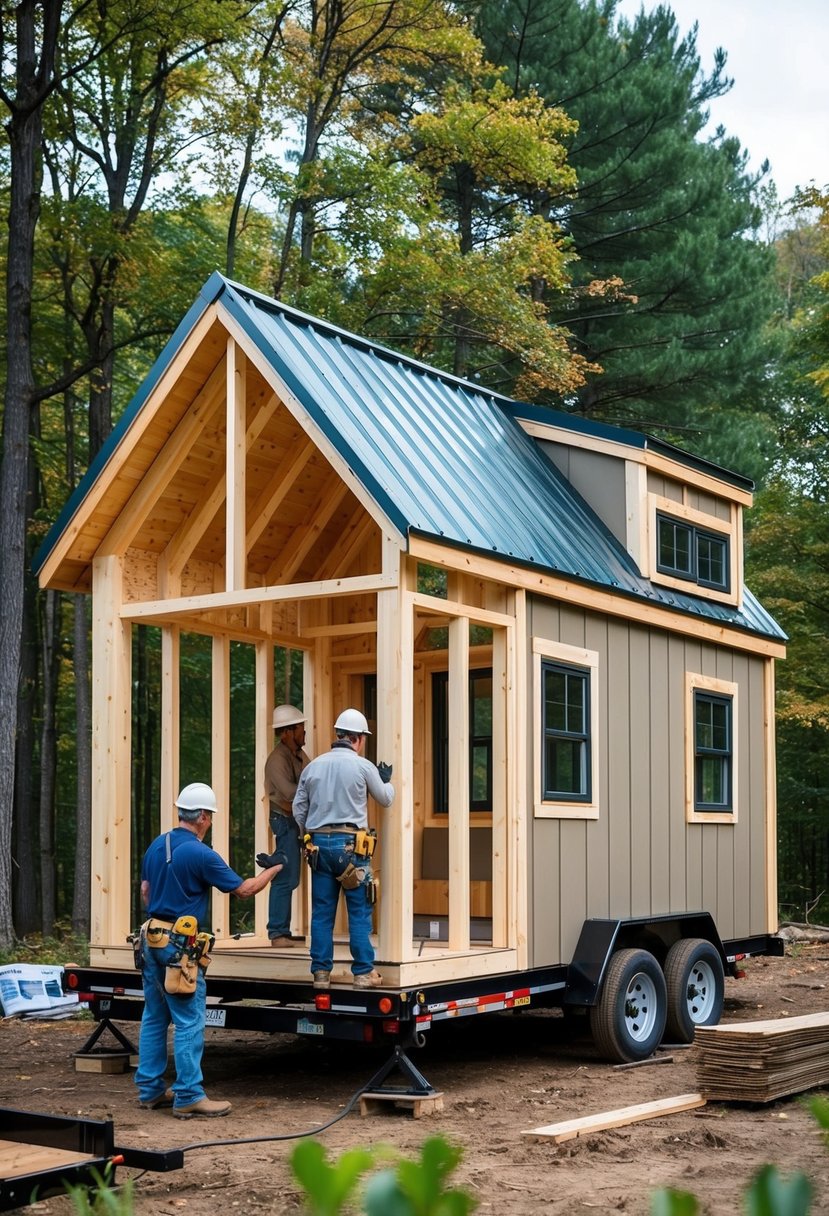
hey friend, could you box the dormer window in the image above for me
[656,514,729,592]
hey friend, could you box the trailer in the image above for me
[35,274,787,1071]
[64,918,783,1082]
[0,1107,183,1212]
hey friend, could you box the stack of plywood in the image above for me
[696,1011,829,1102]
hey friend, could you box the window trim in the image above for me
[656,512,730,592]
[533,638,599,820]
[685,673,739,824]
[647,493,740,607]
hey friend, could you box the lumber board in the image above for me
[523,1093,706,1143]
[695,1011,829,1102]
[0,1140,96,1180]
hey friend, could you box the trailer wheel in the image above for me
[664,937,724,1042]
[590,948,667,1063]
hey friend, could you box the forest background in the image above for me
[1,0,828,950]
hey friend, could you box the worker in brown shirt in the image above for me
[264,705,309,945]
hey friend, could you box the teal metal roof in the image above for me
[34,273,785,643]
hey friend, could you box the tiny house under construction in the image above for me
[35,273,786,1063]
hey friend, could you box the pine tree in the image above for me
[476,0,777,472]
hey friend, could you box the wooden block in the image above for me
[74,1052,131,1074]
[359,1091,445,1119]
[523,1093,706,1142]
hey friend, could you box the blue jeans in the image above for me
[134,939,207,1109]
[267,813,301,938]
[309,833,374,976]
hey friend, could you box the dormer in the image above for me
[510,404,752,609]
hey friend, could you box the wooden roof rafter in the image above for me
[315,510,377,581]
[264,475,350,585]
[98,361,228,560]
[245,435,315,554]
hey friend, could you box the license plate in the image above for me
[205,1007,227,1027]
[512,996,530,1007]
[296,1017,324,1036]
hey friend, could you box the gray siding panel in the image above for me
[539,442,628,547]
[527,595,772,968]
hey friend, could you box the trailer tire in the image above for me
[590,948,667,1063]
[664,937,724,1042]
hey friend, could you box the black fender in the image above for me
[564,913,726,1007]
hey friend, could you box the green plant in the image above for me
[651,1159,813,1215]
[66,1169,134,1214]
[290,1135,476,1215]
[0,925,90,967]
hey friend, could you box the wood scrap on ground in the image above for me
[522,1093,706,1142]
[695,1010,829,1102]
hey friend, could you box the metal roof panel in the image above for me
[35,274,785,643]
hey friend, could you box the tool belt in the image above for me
[145,916,176,946]
[308,826,377,857]
[138,916,215,996]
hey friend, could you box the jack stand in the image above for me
[75,1018,138,1073]
[358,1046,444,1119]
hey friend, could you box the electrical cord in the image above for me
[111,1085,366,1202]
[178,1083,365,1152]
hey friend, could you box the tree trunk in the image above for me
[0,0,62,950]
[13,568,39,937]
[39,589,60,933]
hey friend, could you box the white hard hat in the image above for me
[334,708,370,735]
[175,782,220,813]
[273,704,305,730]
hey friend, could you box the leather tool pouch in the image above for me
[337,862,366,891]
[165,956,198,996]
[146,919,172,948]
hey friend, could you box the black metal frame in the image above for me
[0,1107,183,1213]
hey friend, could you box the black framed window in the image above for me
[432,669,492,813]
[542,661,590,801]
[657,514,729,591]
[694,691,733,810]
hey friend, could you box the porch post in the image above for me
[376,538,412,963]
[91,555,132,949]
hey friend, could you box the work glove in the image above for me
[377,761,393,783]
[256,848,284,869]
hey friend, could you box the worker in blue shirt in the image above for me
[135,782,282,1119]
[293,709,394,991]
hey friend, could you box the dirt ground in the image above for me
[3,945,829,1214]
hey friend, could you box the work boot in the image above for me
[139,1087,174,1110]
[270,935,298,947]
[313,971,331,989]
[172,1097,232,1119]
[353,970,383,989]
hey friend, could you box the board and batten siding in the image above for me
[526,595,772,969]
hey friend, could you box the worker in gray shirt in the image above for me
[293,708,394,990]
